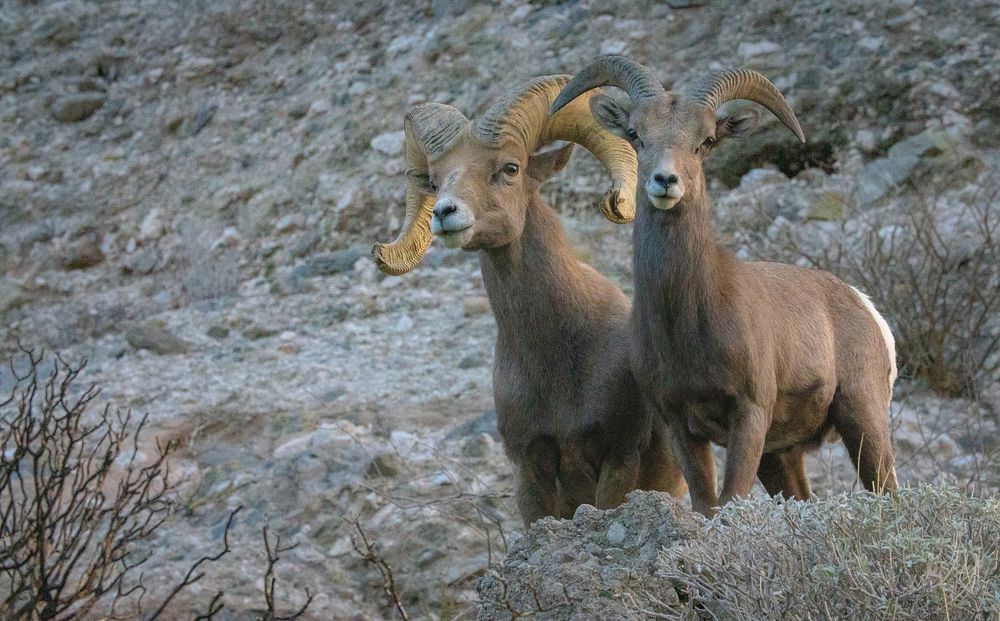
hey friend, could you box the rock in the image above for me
[665,0,706,6]
[606,521,627,545]
[599,40,628,56]
[458,355,485,369]
[206,325,230,339]
[59,233,104,269]
[1,279,36,313]
[51,93,106,122]
[302,98,329,117]
[242,324,280,340]
[805,190,847,221]
[289,232,321,258]
[855,129,958,206]
[275,213,304,233]
[370,130,406,156]
[477,491,701,620]
[212,227,240,249]
[446,410,499,441]
[738,40,782,58]
[177,56,216,80]
[125,323,191,355]
[463,296,491,317]
[33,15,80,46]
[138,208,165,241]
[332,185,371,235]
[302,247,366,277]
[124,249,159,274]
[365,453,404,478]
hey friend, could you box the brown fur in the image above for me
[427,135,686,525]
[589,88,897,517]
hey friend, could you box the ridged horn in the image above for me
[371,104,468,275]
[689,68,805,143]
[549,55,664,114]
[475,75,638,223]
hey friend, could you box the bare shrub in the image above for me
[777,184,1000,398]
[0,348,311,619]
[649,486,1000,620]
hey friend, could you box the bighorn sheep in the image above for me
[552,57,898,516]
[372,75,687,525]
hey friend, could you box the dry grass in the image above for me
[647,486,1000,621]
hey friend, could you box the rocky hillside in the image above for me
[2,0,999,618]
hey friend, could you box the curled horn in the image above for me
[475,75,639,223]
[371,104,468,275]
[689,68,805,143]
[549,55,664,114]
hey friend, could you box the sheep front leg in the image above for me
[664,417,717,517]
[515,437,561,527]
[718,403,769,508]
[594,450,640,509]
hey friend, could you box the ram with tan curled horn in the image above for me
[372,75,686,525]
[552,56,898,517]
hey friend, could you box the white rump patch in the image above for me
[851,286,898,390]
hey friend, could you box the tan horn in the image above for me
[689,68,805,143]
[371,104,469,275]
[474,75,638,223]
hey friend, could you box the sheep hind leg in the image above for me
[829,390,898,493]
[757,450,812,500]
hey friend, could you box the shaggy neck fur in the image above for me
[633,180,734,350]
[479,194,601,369]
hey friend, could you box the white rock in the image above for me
[308,99,331,115]
[138,207,164,241]
[855,128,876,151]
[212,226,240,249]
[738,40,781,58]
[177,56,216,80]
[600,40,628,56]
[275,213,304,233]
[606,521,627,545]
[387,34,420,55]
[370,130,406,156]
[509,4,532,22]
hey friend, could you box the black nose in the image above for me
[434,203,457,220]
[653,172,679,187]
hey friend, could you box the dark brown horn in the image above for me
[549,55,664,115]
[689,68,805,143]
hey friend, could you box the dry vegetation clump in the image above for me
[650,486,1000,620]
[787,183,1000,399]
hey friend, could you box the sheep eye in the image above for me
[626,128,639,141]
[702,136,717,149]
[502,163,519,176]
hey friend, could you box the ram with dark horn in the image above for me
[372,75,687,525]
[552,56,898,517]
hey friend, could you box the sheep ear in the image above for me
[589,93,631,139]
[715,108,761,142]
[527,141,574,182]
[405,168,435,195]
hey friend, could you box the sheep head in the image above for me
[372,75,638,275]
[551,56,805,212]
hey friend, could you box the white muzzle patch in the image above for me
[645,177,684,210]
[431,195,474,248]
